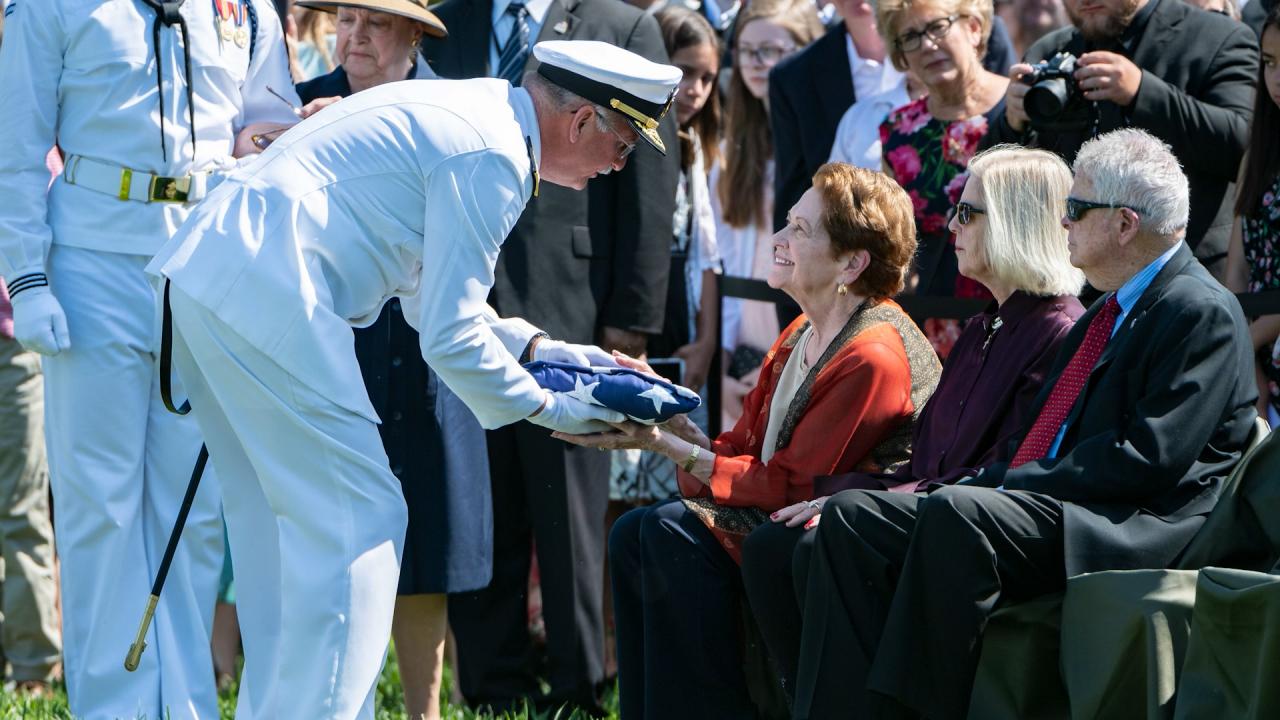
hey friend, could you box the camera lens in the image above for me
[1025,77,1071,122]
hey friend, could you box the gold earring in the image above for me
[837,283,848,296]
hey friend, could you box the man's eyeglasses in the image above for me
[1065,196,1144,222]
[952,201,985,226]
[737,42,796,66]
[595,111,636,160]
[895,15,959,53]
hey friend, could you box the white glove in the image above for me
[527,391,625,435]
[11,286,70,356]
[533,338,619,368]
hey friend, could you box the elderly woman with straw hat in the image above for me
[294,0,447,107]
[292,3,465,720]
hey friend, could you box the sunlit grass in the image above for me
[0,647,618,720]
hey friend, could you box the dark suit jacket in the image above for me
[769,18,1017,232]
[985,0,1259,271]
[976,245,1257,576]
[421,0,679,343]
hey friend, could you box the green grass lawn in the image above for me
[0,648,619,720]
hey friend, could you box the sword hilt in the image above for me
[124,594,160,671]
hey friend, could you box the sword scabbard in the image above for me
[124,594,160,671]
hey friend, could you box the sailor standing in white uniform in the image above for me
[0,1,297,718]
[148,40,680,719]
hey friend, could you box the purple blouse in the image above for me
[815,291,1084,495]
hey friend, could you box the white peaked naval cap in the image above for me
[532,40,681,155]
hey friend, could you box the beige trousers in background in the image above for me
[0,336,61,681]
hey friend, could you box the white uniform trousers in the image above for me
[169,286,407,720]
[43,245,223,720]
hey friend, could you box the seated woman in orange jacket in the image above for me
[552,163,941,720]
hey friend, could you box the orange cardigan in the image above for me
[679,306,920,512]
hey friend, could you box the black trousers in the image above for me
[794,486,1066,720]
[448,422,610,714]
[609,499,757,720]
[741,520,817,700]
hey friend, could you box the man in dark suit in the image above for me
[787,129,1257,720]
[986,0,1258,279]
[769,0,1017,234]
[421,1,679,714]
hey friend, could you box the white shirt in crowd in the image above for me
[829,85,912,169]
[832,34,909,170]
[150,79,548,429]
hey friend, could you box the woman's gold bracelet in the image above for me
[681,443,701,473]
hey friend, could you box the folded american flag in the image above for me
[523,361,702,424]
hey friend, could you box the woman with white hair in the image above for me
[741,146,1086,703]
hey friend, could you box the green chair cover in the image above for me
[969,418,1273,720]
[1059,569,1199,720]
[1173,568,1280,720]
[967,593,1069,720]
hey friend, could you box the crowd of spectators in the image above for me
[1,0,1280,717]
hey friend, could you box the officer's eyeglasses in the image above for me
[1065,197,1144,222]
[737,42,797,66]
[595,111,636,160]
[951,201,986,226]
[895,15,960,53]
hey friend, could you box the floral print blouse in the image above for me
[1241,174,1280,414]
[881,97,994,357]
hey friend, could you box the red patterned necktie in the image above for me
[1010,295,1122,468]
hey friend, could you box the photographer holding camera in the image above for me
[986,0,1258,277]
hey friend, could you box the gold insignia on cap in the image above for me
[609,99,658,130]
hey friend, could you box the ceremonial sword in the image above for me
[125,281,210,671]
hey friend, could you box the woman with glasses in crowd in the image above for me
[877,0,1008,358]
[740,146,1085,708]
[291,2,466,719]
[1227,5,1280,425]
[713,0,824,428]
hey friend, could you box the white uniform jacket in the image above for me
[0,0,298,278]
[150,79,548,429]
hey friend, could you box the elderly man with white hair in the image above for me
[786,128,1259,720]
[149,40,680,720]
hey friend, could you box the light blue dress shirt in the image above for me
[489,0,555,78]
[1044,241,1184,458]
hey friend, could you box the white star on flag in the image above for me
[565,376,602,406]
[637,384,677,414]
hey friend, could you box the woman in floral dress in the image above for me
[876,0,1009,357]
[1226,6,1280,423]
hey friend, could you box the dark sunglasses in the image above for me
[1065,196,1143,222]
[952,201,986,226]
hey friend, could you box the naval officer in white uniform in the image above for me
[0,1,297,718]
[148,40,681,719]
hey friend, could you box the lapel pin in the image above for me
[554,20,569,34]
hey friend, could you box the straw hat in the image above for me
[295,0,448,38]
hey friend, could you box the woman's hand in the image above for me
[662,413,710,448]
[552,420,663,452]
[299,95,344,119]
[233,122,294,157]
[770,496,828,529]
[612,350,660,378]
[1248,315,1280,351]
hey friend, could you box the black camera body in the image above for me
[1022,52,1090,130]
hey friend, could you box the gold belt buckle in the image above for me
[148,175,191,203]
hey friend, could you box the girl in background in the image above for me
[1227,5,1280,424]
[713,0,824,428]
